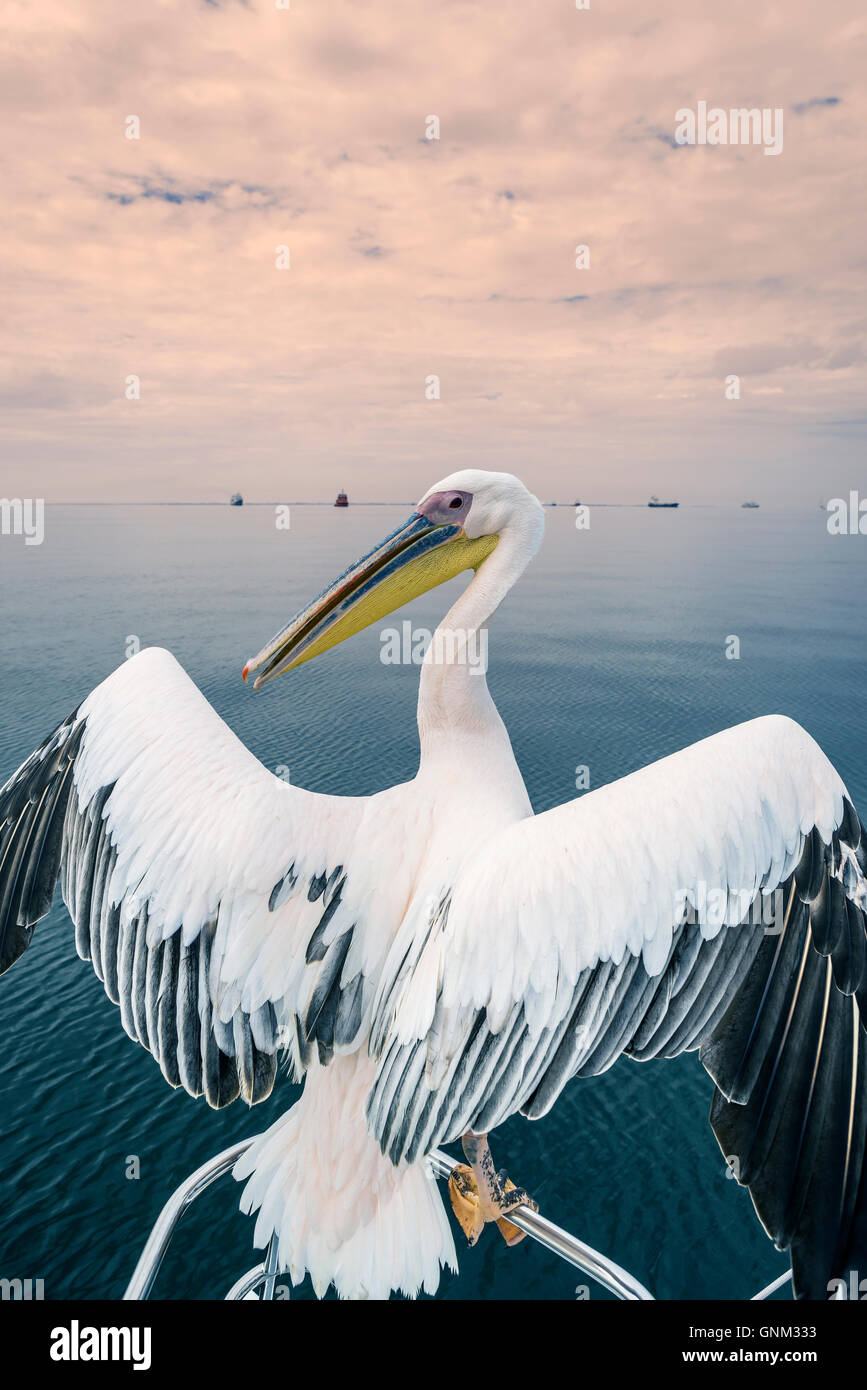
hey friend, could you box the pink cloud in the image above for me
[0,0,864,503]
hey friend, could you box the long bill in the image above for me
[243,512,498,689]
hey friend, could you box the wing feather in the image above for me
[368,714,867,1297]
[0,646,375,1106]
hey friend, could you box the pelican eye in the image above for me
[449,497,463,508]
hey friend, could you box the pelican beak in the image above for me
[243,512,498,689]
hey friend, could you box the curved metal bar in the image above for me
[426,1150,654,1301]
[224,1236,282,1301]
[123,1137,254,1300]
[226,1264,268,1301]
[129,1132,798,1303]
[752,1269,792,1301]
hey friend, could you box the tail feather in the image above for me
[235,1052,457,1300]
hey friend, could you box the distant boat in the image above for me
[229,493,243,507]
[648,496,679,508]
[742,501,760,509]
[334,491,349,508]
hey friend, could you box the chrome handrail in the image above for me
[425,1149,653,1300]
[752,1269,792,1300]
[124,1138,253,1300]
[123,1133,790,1302]
[225,1263,270,1301]
[225,1236,281,1301]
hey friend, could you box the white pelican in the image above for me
[1,469,866,1301]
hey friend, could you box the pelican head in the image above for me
[243,469,543,689]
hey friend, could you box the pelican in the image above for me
[1,469,866,1301]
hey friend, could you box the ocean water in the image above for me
[1,500,865,1302]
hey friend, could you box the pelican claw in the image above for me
[448,1163,486,1245]
[447,1133,538,1248]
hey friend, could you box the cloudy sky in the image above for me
[2,0,864,502]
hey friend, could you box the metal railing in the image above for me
[123,1133,791,1302]
[124,1138,257,1301]
[426,1149,653,1300]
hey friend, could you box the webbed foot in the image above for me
[447,1132,538,1247]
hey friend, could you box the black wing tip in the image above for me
[706,809,867,1300]
[0,712,85,974]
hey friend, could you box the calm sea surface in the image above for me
[1,502,865,1300]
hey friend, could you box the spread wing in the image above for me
[367,714,867,1299]
[0,646,382,1107]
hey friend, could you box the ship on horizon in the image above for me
[334,490,349,508]
[742,501,760,509]
[648,496,679,508]
[229,492,243,507]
